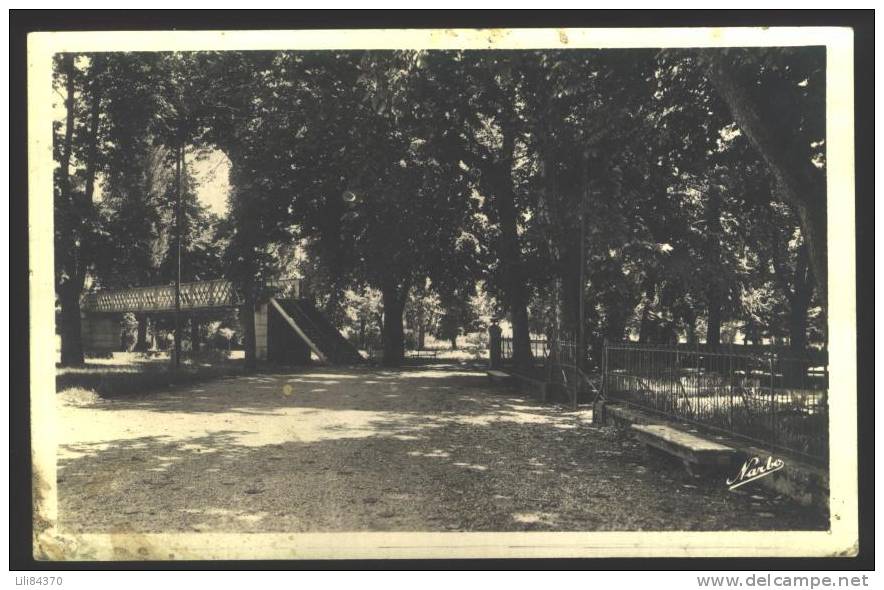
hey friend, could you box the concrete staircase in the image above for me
[271,298,364,365]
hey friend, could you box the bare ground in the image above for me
[56,362,827,533]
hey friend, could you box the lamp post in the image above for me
[575,147,595,409]
[173,139,183,368]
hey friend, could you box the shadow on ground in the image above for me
[56,363,828,534]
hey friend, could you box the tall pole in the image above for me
[575,149,589,410]
[173,139,182,368]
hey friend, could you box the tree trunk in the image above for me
[58,54,75,211]
[788,299,809,354]
[636,277,657,344]
[704,183,723,349]
[82,56,103,208]
[785,245,814,384]
[381,281,406,367]
[509,289,533,368]
[706,291,722,348]
[134,314,149,352]
[604,306,627,345]
[638,305,652,344]
[768,238,814,386]
[558,245,580,340]
[56,55,83,366]
[450,335,458,350]
[358,319,367,350]
[417,322,425,351]
[191,317,201,354]
[684,309,699,345]
[324,286,341,329]
[229,160,260,373]
[487,124,533,370]
[57,274,85,367]
[703,54,827,315]
[242,297,257,373]
[457,88,533,369]
[786,261,812,387]
[786,290,811,387]
[788,243,813,355]
[59,283,84,366]
[56,55,103,367]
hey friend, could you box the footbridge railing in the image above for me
[82,279,301,314]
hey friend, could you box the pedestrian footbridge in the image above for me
[81,278,299,314]
[81,279,363,365]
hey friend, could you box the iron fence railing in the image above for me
[499,337,549,365]
[544,338,597,407]
[603,343,829,464]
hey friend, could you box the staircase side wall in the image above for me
[296,300,363,362]
[254,303,268,361]
[81,314,120,355]
[267,304,311,364]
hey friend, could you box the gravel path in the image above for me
[56,362,827,533]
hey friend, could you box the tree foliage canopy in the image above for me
[54,47,826,367]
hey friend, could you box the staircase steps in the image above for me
[271,298,364,365]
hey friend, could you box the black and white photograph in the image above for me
[23,25,860,561]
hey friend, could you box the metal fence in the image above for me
[499,337,549,365]
[544,338,602,407]
[496,337,600,407]
[604,343,829,464]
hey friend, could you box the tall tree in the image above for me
[201,51,295,370]
[519,49,657,361]
[440,52,538,369]
[700,48,827,315]
[54,54,106,366]
[67,48,829,370]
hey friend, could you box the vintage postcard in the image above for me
[28,26,857,560]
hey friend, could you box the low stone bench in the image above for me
[486,369,515,384]
[631,424,736,476]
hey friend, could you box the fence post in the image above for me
[601,338,608,400]
[729,352,734,429]
[488,323,502,369]
[769,355,776,445]
[571,338,578,410]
